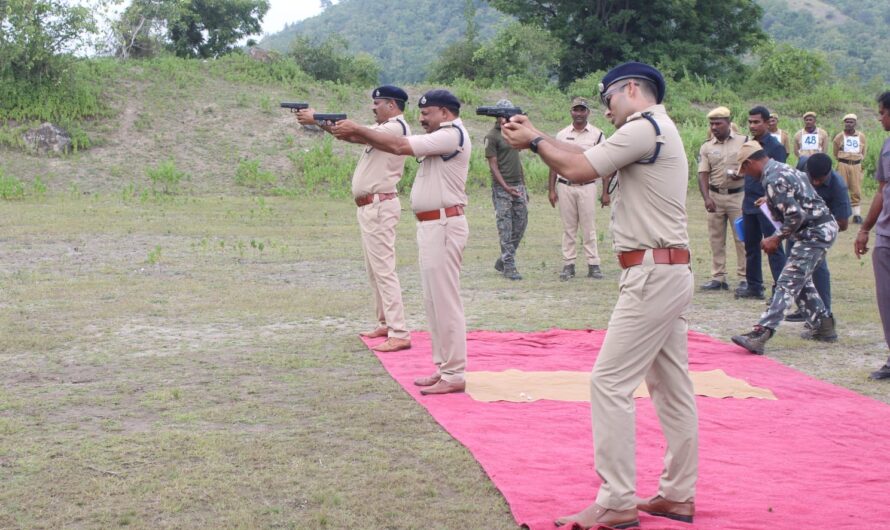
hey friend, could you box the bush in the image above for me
[286,136,354,196]
[750,42,832,95]
[235,159,277,188]
[287,36,380,86]
[146,159,188,194]
[0,169,26,200]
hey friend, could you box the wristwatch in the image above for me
[529,136,545,154]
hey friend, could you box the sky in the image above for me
[261,0,325,36]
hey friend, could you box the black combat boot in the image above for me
[731,326,774,355]
[494,257,504,272]
[503,265,522,281]
[559,264,575,281]
[587,264,603,279]
[801,314,837,342]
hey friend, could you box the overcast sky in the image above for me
[261,0,326,36]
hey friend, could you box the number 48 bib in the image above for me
[802,133,820,151]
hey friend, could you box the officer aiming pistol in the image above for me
[476,105,524,122]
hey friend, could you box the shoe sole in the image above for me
[731,336,764,355]
[643,510,693,524]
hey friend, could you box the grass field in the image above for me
[1,185,888,528]
[2,56,889,528]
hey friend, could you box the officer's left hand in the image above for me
[330,119,359,139]
[761,235,781,255]
[600,192,611,207]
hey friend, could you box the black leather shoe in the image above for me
[737,280,748,291]
[494,257,504,272]
[869,364,890,380]
[559,264,575,281]
[734,287,765,300]
[701,279,729,291]
[854,215,863,224]
[503,266,522,280]
[587,264,603,279]
[784,310,805,322]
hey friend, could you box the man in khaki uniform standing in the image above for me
[794,111,829,159]
[549,97,606,280]
[769,114,791,156]
[698,106,747,291]
[296,85,412,353]
[332,89,470,395]
[503,62,697,529]
[833,114,867,223]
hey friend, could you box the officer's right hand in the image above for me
[548,189,558,207]
[295,108,317,126]
[704,197,716,212]
[855,230,870,259]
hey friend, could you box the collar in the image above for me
[804,127,816,133]
[571,122,595,133]
[710,130,739,144]
[387,115,405,123]
[626,104,666,123]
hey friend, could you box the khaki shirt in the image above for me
[408,118,471,212]
[832,131,866,162]
[351,115,411,198]
[794,127,829,156]
[583,104,689,252]
[555,123,604,179]
[697,131,747,189]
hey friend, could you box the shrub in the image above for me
[146,159,187,194]
[235,159,276,188]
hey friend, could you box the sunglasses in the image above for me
[599,81,635,109]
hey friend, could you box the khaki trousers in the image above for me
[591,254,698,510]
[707,192,745,281]
[357,198,409,340]
[837,161,862,207]
[557,181,600,265]
[416,215,468,382]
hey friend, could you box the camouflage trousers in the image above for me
[491,183,528,268]
[759,221,838,330]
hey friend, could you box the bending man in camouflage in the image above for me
[731,141,838,354]
[485,99,528,280]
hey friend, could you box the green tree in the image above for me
[750,42,831,94]
[116,0,269,59]
[0,0,95,83]
[288,35,380,86]
[490,0,765,86]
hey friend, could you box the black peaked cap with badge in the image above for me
[372,85,408,102]
[418,89,461,110]
[599,61,666,104]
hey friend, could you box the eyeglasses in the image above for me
[599,81,634,109]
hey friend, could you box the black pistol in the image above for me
[280,102,309,110]
[313,113,347,126]
[476,105,524,121]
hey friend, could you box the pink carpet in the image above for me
[364,329,890,529]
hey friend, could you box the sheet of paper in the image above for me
[760,202,783,233]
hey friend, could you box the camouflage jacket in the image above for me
[762,159,836,244]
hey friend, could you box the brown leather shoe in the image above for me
[371,337,411,352]
[413,373,441,387]
[637,494,694,523]
[554,502,639,529]
[360,326,389,338]
[419,379,466,395]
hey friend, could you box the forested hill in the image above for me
[260,0,890,84]
[259,0,505,83]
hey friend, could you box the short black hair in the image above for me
[878,91,890,111]
[444,106,460,117]
[748,106,771,121]
[395,100,406,111]
[806,153,832,179]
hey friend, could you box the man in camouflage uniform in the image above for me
[485,99,528,280]
[732,141,839,354]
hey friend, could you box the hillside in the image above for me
[259,0,506,83]
[260,0,890,84]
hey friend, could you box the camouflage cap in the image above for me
[571,97,590,109]
[495,99,514,108]
[737,140,764,167]
[707,106,731,119]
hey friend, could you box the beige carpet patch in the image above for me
[466,368,776,403]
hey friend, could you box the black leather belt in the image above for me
[557,177,595,186]
[838,159,861,165]
[709,185,743,195]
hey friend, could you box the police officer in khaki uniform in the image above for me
[503,62,698,529]
[794,111,829,158]
[832,113,867,223]
[549,97,607,280]
[769,113,792,156]
[698,106,747,291]
[296,85,412,353]
[332,89,470,396]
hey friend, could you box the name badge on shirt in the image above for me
[802,133,820,151]
[843,135,861,153]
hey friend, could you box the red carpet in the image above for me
[364,329,890,529]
